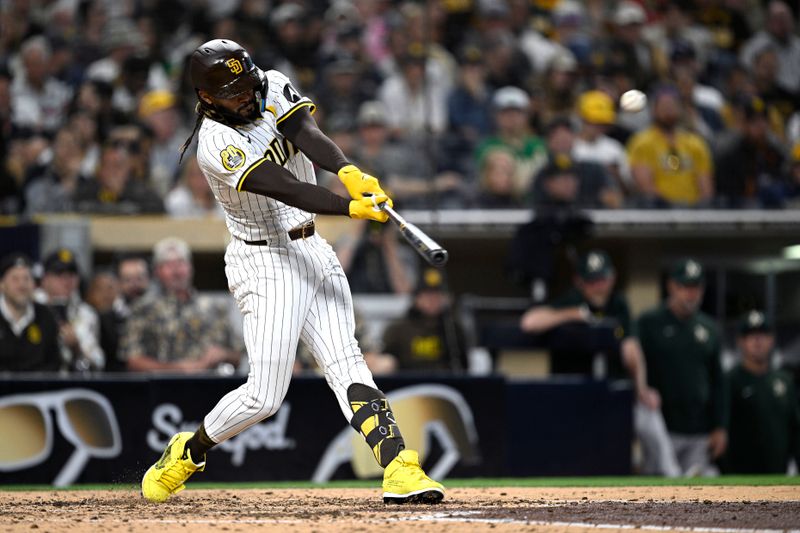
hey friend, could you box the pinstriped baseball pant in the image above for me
[203,233,377,443]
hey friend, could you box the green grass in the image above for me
[2,475,797,492]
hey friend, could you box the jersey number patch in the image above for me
[220,145,246,171]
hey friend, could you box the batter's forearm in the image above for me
[240,159,350,215]
[280,110,349,173]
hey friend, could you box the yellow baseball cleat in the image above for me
[382,449,445,504]
[141,432,205,503]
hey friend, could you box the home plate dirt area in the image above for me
[1,486,799,532]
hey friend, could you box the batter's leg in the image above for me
[300,245,443,503]
[203,241,312,444]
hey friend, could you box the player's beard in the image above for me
[237,100,260,121]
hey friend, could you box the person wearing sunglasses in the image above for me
[0,253,62,372]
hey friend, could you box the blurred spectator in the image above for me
[113,254,151,320]
[519,250,668,473]
[606,1,666,89]
[748,44,797,130]
[518,8,572,76]
[165,158,224,218]
[669,42,725,140]
[637,258,726,476]
[381,268,467,373]
[36,248,104,372]
[138,90,189,197]
[314,52,369,134]
[73,134,164,215]
[10,36,73,134]
[2,130,49,214]
[668,40,725,114]
[539,50,580,126]
[573,90,632,194]
[378,46,448,138]
[0,253,61,372]
[337,220,418,295]
[85,268,124,372]
[350,101,464,208]
[475,147,522,208]
[714,96,786,208]
[482,30,532,92]
[476,87,548,198]
[24,128,87,214]
[444,44,493,176]
[531,118,621,209]
[627,88,714,207]
[723,311,799,474]
[740,1,800,95]
[120,237,243,373]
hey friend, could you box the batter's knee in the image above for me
[241,392,282,421]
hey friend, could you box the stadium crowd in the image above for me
[0,0,800,213]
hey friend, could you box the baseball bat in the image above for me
[380,204,449,267]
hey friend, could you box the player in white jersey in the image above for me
[141,39,444,504]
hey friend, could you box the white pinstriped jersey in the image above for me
[196,69,317,242]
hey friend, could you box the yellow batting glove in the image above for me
[349,194,393,223]
[338,164,387,199]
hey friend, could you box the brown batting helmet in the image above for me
[190,39,262,99]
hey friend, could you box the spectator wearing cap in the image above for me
[381,268,467,373]
[531,118,621,209]
[667,40,724,114]
[637,258,727,476]
[714,96,786,208]
[626,88,714,207]
[573,90,633,194]
[722,311,799,474]
[606,1,665,89]
[139,90,188,197]
[73,132,164,215]
[377,45,448,138]
[0,253,61,372]
[476,87,548,198]
[120,237,243,373]
[10,35,73,134]
[36,248,104,371]
[520,249,667,471]
[740,1,800,95]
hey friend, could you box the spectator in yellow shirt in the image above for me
[627,88,714,207]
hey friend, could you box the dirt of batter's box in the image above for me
[1,486,799,532]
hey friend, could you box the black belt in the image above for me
[244,222,315,245]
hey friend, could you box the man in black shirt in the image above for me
[0,253,61,371]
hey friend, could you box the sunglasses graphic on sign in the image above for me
[0,389,121,486]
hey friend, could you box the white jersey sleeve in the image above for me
[264,70,316,127]
[196,127,266,191]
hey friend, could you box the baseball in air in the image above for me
[620,90,647,112]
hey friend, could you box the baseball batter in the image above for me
[141,39,444,504]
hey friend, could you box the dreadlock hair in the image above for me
[179,104,205,164]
